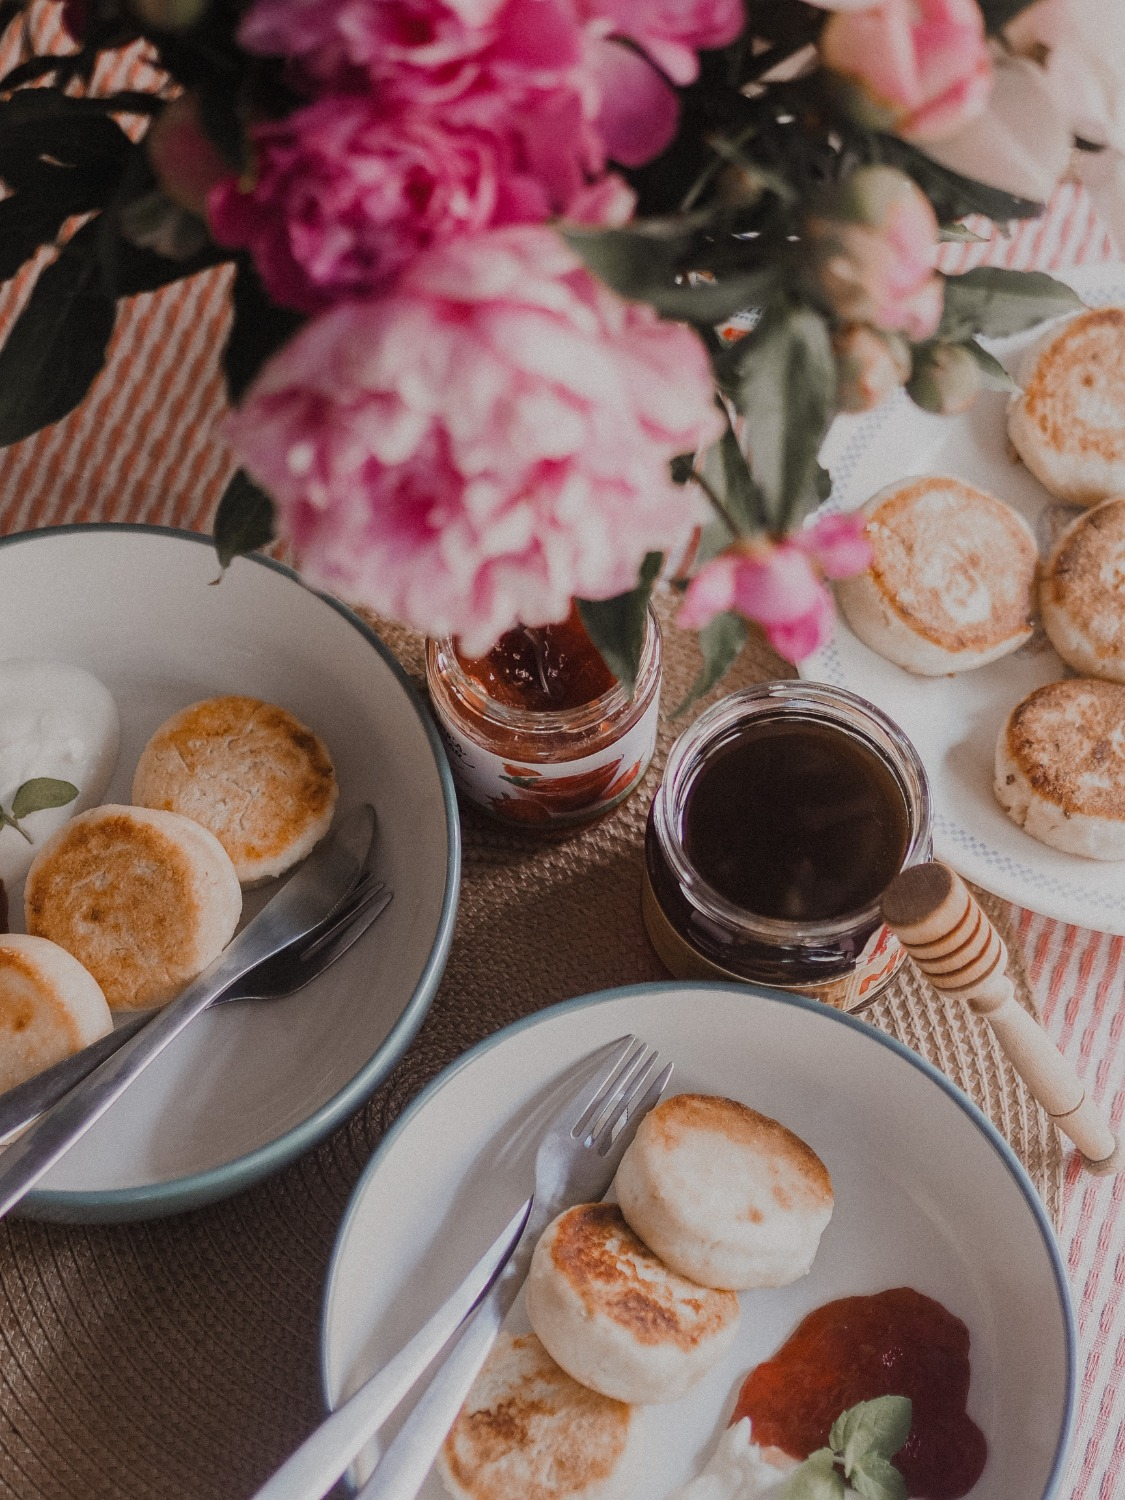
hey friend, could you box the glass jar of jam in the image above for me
[644,682,932,1011]
[426,606,662,830]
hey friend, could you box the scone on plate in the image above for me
[439,1332,644,1500]
[614,1094,833,1291]
[0,933,111,1093]
[1008,307,1125,506]
[834,477,1038,675]
[526,1203,740,1404]
[25,805,242,1009]
[132,696,338,887]
[1040,497,1125,681]
[995,679,1125,859]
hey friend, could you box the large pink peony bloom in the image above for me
[820,0,993,143]
[226,226,724,655]
[582,0,743,86]
[208,95,555,313]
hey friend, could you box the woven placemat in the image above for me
[0,600,1061,1500]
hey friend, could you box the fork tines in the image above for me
[572,1037,669,1152]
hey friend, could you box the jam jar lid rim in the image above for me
[427,605,661,732]
[653,681,934,942]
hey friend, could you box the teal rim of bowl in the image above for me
[320,978,1076,1500]
[2,523,461,1223]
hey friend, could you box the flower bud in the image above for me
[833,324,912,412]
[907,342,983,415]
[146,95,232,217]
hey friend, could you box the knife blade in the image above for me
[0,803,376,1219]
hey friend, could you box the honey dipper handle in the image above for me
[882,863,1120,1174]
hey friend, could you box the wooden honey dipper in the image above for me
[881,861,1120,1174]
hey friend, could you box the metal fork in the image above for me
[254,1034,670,1500]
[0,873,393,1143]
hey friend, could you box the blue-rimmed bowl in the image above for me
[0,524,459,1222]
[321,981,1074,1498]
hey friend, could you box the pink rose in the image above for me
[678,513,870,663]
[208,95,555,313]
[226,225,723,655]
[806,165,943,341]
[820,0,993,143]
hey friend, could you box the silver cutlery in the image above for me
[253,1035,671,1500]
[0,870,392,1143]
[0,803,379,1218]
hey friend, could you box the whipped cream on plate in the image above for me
[666,1419,858,1500]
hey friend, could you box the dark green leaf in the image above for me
[781,1449,848,1500]
[10,778,79,819]
[675,611,747,712]
[832,1397,913,1468]
[640,268,777,325]
[962,338,1019,392]
[938,223,989,243]
[976,0,1040,31]
[717,423,767,533]
[0,200,60,282]
[577,552,663,695]
[223,257,305,403]
[877,136,1044,223]
[938,267,1083,341]
[731,302,836,529]
[848,1452,908,1500]
[213,469,275,572]
[0,219,115,445]
[561,219,700,304]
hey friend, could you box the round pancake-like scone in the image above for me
[25,805,242,1010]
[132,696,338,887]
[1008,307,1125,506]
[995,679,1125,859]
[614,1094,834,1291]
[0,934,112,1094]
[526,1203,740,1404]
[438,1332,644,1500]
[834,477,1038,675]
[1040,497,1125,681]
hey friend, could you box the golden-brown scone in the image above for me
[25,805,242,1010]
[1008,307,1125,505]
[132,696,338,887]
[0,934,112,1094]
[438,1332,644,1500]
[994,679,1125,859]
[834,478,1038,675]
[1040,497,1125,680]
[525,1203,740,1404]
[614,1094,834,1291]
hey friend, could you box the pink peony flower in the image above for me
[806,165,943,341]
[580,0,744,87]
[678,513,871,662]
[832,322,912,412]
[820,0,993,143]
[208,95,556,313]
[226,225,724,655]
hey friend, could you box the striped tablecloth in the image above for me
[0,13,1123,1485]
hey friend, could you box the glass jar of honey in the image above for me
[426,605,662,830]
[643,682,932,1010]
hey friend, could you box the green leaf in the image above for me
[731,302,836,529]
[577,552,663,695]
[561,218,699,304]
[877,135,1044,223]
[10,778,79,819]
[223,256,305,403]
[832,1397,913,1468]
[213,469,275,573]
[717,423,768,534]
[640,267,777,325]
[962,338,1020,392]
[938,223,989,243]
[976,0,1040,31]
[938,267,1084,342]
[781,1449,848,1500]
[675,611,747,712]
[0,200,61,283]
[848,1452,908,1500]
[0,218,115,446]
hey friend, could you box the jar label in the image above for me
[435,692,660,827]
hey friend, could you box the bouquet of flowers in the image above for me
[0,0,1120,692]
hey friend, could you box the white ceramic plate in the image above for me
[321,982,1074,1499]
[0,525,459,1221]
[802,262,1125,931]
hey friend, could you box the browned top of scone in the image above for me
[0,948,76,1048]
[1005,679,1125,818]
[645,1094,832,1211]
[134,696,336,867]
[25,812,199,1009]
[1021,308,1125,463]
[1043,497,1125,657]
[864,478,1037,651]
[442,1334,631,1500]
[546,1204,738,1346]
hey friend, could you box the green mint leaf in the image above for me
[780,1449,847,1500]
[576,551,663,695]
[848,1451,908,1500]
[675,610,747,713]
[834,1397,913,1470]
[10,778,79,819]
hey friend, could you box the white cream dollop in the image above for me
[0,659,119,890]
[665,1420,859,1500]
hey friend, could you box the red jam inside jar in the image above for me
[733,1287,987,1499]
[454,609,617,713]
